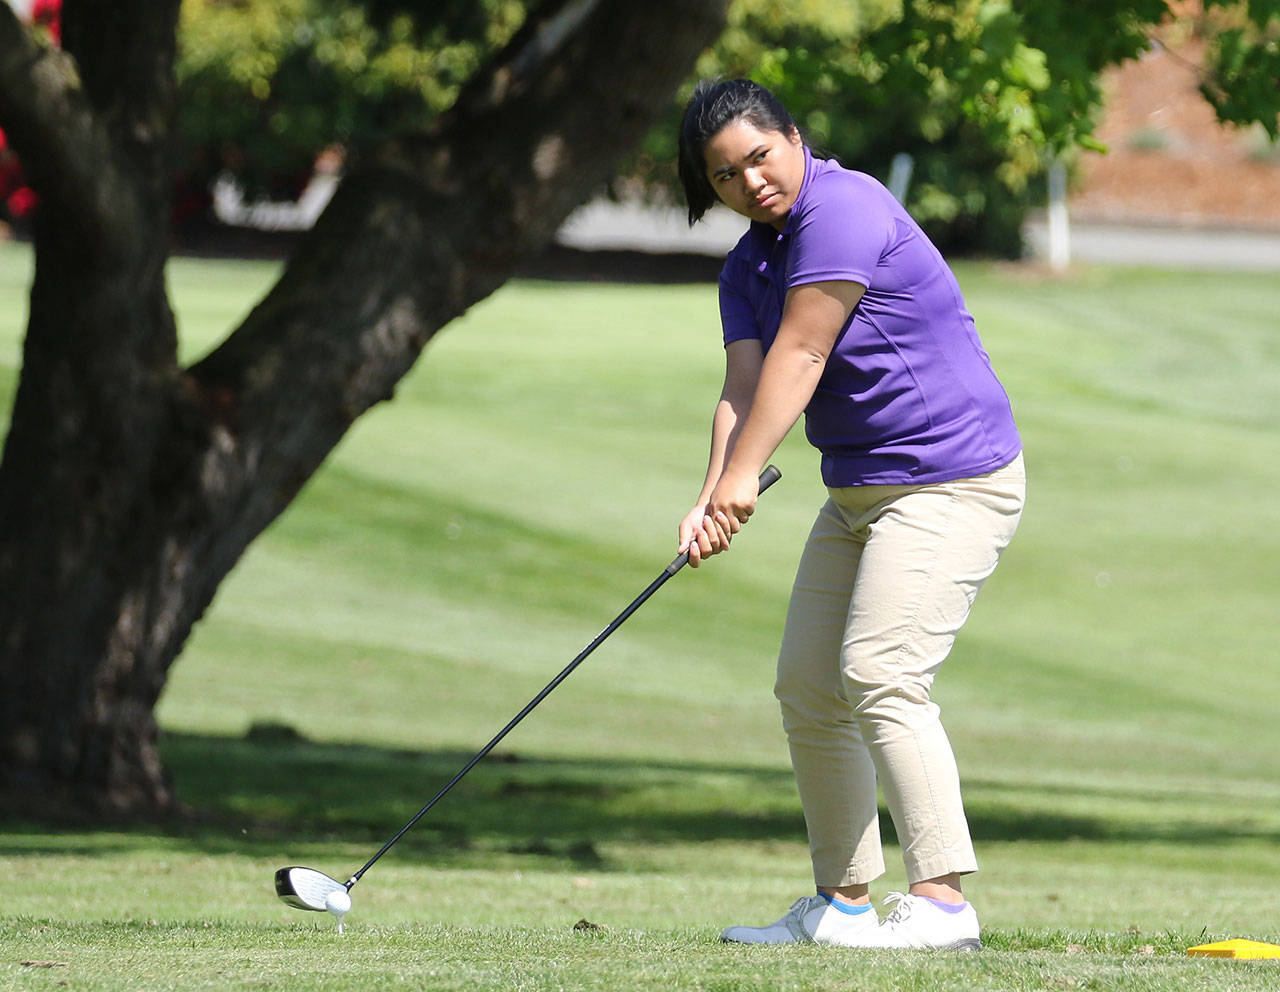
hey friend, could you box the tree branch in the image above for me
[185,0,727,544]
[60,0,182,163]
[0,0,182,257]
[0,4,117,238]
[395,0,726,257]
[443,0,604,121]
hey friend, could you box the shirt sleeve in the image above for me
[719,261,761,347]
[786,173,893,290]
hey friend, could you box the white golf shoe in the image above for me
[720,893,879,945]
[853,892,982,951]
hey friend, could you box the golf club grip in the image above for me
[667,464,783,574]
[346,464,782,886]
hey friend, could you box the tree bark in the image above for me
[0,0,727,815]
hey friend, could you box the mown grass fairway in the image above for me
[2,240,1279,989]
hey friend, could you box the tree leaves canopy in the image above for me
[173,1,1279,253]
[177,0,525,196]
[619,0,1279,253]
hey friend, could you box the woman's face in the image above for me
[703,118,805,231]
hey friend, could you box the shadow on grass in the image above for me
[3,729,1277,867]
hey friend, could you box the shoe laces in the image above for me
[782,896,825,941]
[880,891,915,925]
[786,895,823,921]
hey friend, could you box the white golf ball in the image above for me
[324,889,351,916]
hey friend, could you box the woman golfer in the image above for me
[676,79,1025,951]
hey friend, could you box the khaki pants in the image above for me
[774,454,1025,886]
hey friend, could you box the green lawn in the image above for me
[2,240,1279,990]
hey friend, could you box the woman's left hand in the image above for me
[708,466,760,529]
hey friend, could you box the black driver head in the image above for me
[275,866,348,911]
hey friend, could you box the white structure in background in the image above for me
[3,0,33,16]
[1046,158,1071,271]
[556,199,745,255]
[211,150,342,232]
[887,152,914,203]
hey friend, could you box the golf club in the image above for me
[276,464,782,922]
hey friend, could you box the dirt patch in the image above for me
[1071,34,1280,231]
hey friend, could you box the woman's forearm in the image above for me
[697,397,746,501]
[723,281,864,481]
[709,281,864,521]
[697,339,764,501]
[722,342,827,478]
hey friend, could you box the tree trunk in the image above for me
[0,0,728,816]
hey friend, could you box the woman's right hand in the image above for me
[677,501,740,568]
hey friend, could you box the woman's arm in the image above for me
[697,338,764,503]
[707,279,866,524]
[678,338,763,566]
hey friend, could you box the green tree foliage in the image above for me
[641,0,1172,255]
[177,0,525,197]
[628,0,1278,255]
[1201,0,1280,136]
[177,1,1280,253]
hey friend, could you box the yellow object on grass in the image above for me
[1186,939,1280,959]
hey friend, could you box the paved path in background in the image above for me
[556,200,1280,271]
[556,200,745,256]
[1022,219,1280,271]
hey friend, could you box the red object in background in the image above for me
[6,185,38,219]
[32,0,61,44]
[0,128,35,221]
[1,1,61,222]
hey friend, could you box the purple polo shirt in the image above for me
[719,149,1021,487]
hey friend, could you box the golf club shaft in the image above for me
[345,464,782,887]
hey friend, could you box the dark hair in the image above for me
[678,78,799,226]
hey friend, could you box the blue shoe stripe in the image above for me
[816,892,874,916]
